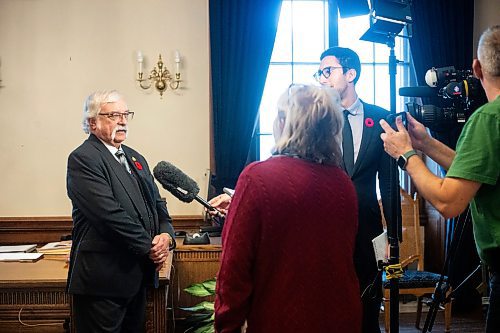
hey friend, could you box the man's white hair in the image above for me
[82,90,123,134]
[478,25,500,77]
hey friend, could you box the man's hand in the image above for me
[150,233,172,271]
[207,193,231,216]
[379,115,414,159]
[406,113,431,152]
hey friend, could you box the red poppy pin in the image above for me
[365,117,374,128]
[131,157,143,170]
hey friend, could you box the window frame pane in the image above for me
[257,0,413,160]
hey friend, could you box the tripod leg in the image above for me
[486,272,500,333]
[423,300,439,332]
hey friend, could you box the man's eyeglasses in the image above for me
[313,66,348,81]
[98,111,134,121]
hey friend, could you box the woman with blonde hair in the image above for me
[215,85,361,333]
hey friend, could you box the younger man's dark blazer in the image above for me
[349,101,400,288]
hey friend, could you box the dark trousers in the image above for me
[360,273,382,333]
[72,287,147,333]
[487,271,500,333]
[355,241,382,333]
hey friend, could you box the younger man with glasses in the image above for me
[316,47,400,333]
[66,90,175,332]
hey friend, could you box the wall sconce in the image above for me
[136,51,181,97]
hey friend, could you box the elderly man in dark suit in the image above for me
[66,90,175,332]
[315,47,401,333]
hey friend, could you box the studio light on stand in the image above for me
[136,51,181,97]
[359,1,413,332]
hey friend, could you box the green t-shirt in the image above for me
[446,96,500,266]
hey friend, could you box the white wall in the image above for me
[0,0,497,218]
[473,0,500,56]
[0,0,210,216]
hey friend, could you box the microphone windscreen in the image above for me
[399,86,437,97]
[153,161,200,203]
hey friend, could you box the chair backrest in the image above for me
[380,189,424,271]
[400,189,424,271]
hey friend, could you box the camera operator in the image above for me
[379,25,499,332]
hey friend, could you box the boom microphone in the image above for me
[399,86,437,97]
[153,161,224,216]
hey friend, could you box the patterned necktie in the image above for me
[115,149,132,174]
[342,110,355,176]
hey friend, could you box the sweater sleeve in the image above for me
[215,166,261,333]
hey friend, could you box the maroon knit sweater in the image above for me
[215,156,361,333]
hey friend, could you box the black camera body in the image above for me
[401,66,486,132]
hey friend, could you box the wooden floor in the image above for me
[379,306,486,332]
[1,305,486,332]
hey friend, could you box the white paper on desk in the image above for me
[39,241,72,252]
[0,244,37,253]
[0,252,44,262]
[372,231,388,264]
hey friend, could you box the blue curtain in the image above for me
[209,0,282,194]
[409,0,475,86]
[410,0,480,150]
[409,0,481,311]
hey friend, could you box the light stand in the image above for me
[388,38,401,333]
[361,29,402,333]
[384,35,403,333]
[360,2,413,331]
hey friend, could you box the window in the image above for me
[257,0,412,160]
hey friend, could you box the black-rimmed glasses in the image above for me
[313,66,347,81]
[98,111,134,121]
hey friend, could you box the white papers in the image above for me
[0,252,44,262]
[0,244,37,253]
[38,241,71,253]
[223,187,235,197]
[372,231,388,264]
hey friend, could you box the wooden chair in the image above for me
[382,189,452,332]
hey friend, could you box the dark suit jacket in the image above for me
[66,134,175,298]
[348,101,400,285]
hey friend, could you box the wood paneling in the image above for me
[0,215,207,245]
[420,201,447,273]
[0,257,172,333]
[0,217,73,245]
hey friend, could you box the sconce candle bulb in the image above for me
[175,50,181,74]
[137,51,144,74]
[136,52,181,97]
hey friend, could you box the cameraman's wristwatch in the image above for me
[397,150,417,171]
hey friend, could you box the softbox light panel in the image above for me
[337,0,370,18]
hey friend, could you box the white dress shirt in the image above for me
[344,98,364,163]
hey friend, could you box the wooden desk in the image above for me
[0,256,172,332]
[171,237,222,322]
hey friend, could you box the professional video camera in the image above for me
[399,66,486,132]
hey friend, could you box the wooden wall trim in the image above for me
[0,215,206,245]
[0,217,73,245]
